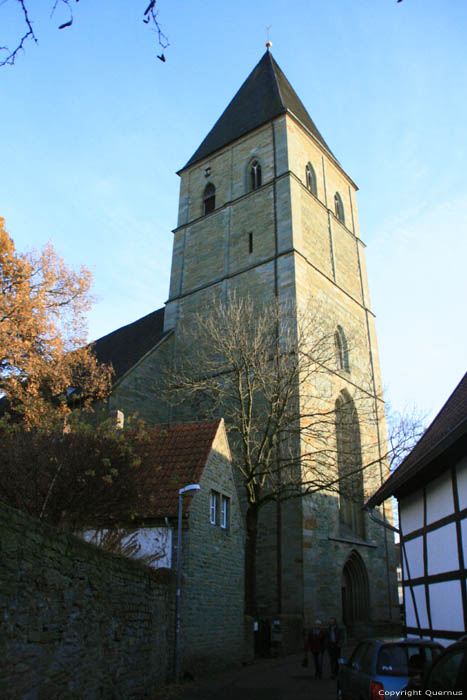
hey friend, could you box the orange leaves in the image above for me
[0,217,112,428]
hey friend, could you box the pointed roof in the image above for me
[91,307,166,383]
[181,50,334,171]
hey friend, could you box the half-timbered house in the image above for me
[367,372,467,645]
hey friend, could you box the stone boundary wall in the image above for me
[0,502,174,699]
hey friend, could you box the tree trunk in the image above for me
[245,502,259,617]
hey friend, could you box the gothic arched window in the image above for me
[334,192,345,224]
[335,325,350,372]
[335,390,365,539]
[203,183,216,215]
[250,160,262,191]
[305,163,317,196]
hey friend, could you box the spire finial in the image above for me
[266,25,272,51]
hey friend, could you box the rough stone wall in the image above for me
[165,119,294,335]
[180,424,245,674]
[110,332,174,425]
[286,114,398,627]
[0,502,174,699]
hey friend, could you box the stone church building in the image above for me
[93,50,399,636]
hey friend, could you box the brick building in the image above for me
[95,50,399,640]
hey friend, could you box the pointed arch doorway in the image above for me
[341,551,370,630]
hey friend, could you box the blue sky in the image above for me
[1,0,466,422]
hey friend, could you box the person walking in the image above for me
[305,619,326,679]
[326,617,346,679]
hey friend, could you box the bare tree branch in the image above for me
[1,0,169,68]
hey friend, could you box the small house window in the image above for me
[221,496,230,529]
[334,192,345,224]
[306,163,317,196]
[335,325,350,372]
[203,183,216,215]
[210,491,219,525]
[250,160,262,191]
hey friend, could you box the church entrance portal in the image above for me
[341,551,370,630]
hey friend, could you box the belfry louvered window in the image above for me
[335,325,350,372]
[203,183,216,215]
[250,160,262,191]
[306,163,317,196]
[334,192,345,224]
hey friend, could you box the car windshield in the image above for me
[376,645,440,677]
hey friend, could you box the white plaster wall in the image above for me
[429,580,464,632]
[400,490,424,535]
[427,523,459,575]
[426,471,454,524]
[83,527,173,568]
[461,517,467,564]
[404,584,428,629]
[404,536,424,580]
[457,457,467,511]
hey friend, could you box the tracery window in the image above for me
[334,192,345,224]
[203,183,216,215]
[305,162,317,196]
[335,325,350,372]
[250,160,262,191]
[335,390,365,539]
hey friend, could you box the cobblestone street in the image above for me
[155,653,339,700]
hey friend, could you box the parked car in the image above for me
[417,640,467,692]
[337,638,443,700]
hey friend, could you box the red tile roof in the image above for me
[367,372,467,507]
[134,420,222,519]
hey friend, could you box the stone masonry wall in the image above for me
[181,425,245,674]
[0,502,174,699]
[162,95,398,636]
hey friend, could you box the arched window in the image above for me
[335,390,365,539]
[334,192,345,224]
[305,162,317,196]
[250,160,262,191]
[335,325,350,372]
[203,183,216,215]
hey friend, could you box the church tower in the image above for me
[164,50,399,634]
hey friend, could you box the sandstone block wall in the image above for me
[0,502,174,699]
[162,105,398,631]
[181,424,245,673]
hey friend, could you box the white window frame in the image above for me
[221,495,229,529]
[210,491,218,525]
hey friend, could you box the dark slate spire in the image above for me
[181,51,334,172]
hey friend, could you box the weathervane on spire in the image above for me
[266,25,272,51]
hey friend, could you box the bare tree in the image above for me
[164,294,395,615]
[1,0,169,68]
[386,403,426,471]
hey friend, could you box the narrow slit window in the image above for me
[248,232,253,254]
[203,183,216,215]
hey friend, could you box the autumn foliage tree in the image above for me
[0,216,112,428]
